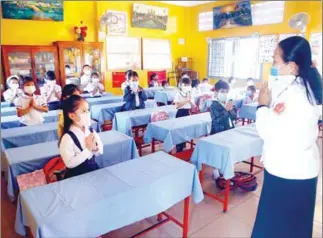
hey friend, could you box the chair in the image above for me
[135,111,170,156]
[171,148,194,162]
[17,169,47,192]
[101,120,113,131]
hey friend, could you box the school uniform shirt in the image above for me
[3,88,23,104]
[198,83,213,93]
[80,75,91,89]
[83,82,104,97]
[174,91,195,109]
[191,87,202,99]
[16,94,47,126]
[40,83,62,103]
[256,77,321,180]
[59,125,103,169]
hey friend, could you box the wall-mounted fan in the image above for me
[289,12,310,33]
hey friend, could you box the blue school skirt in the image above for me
[64,156,99,179]
[252,170,317,238]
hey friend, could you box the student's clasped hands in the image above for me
[85,133,97,152]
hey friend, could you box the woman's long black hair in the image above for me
[279,36,322,105]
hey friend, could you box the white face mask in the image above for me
[76,112,92,128]
[217,92,228,103]
[24,86,36,95]
[84,69,91,76]
[92,78,100,84]
[181,85,192,94]
[10,83,19,90]
[130,81,139,91]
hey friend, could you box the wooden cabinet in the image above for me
[53,41,104,86]
[1,45,59,88]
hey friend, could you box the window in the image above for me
[198,11,213,32]
[208,36,261,80]
[142,38,172,70]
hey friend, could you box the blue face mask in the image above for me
[270,66,279,77]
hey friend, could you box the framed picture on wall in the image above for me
[106,10,128,35]
[1,0,63,21]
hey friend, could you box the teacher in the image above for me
[252,36,322,238]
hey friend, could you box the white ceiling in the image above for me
[158,1,213,7]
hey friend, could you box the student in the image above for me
[174,77,196,152]
[191,79,201,98]
[16,77,48,126]
[59,95,103,178]
[246,77,255,86]
[199,78,213,93]
[3,75,23,106]
[80,65,92,91]
[243,85,257,104]
[148,73,160,88]
[161,80,169,89]
[228,77,236,89]
[40,71,62,110]
[83,72,105,97]
[121,70,132,95]
[58,84,81,139]
[123,71,147,111]
[210,80,237,135]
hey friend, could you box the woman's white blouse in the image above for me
[256,80,321,179]
[59,125,103,169]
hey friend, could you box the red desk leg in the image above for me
[223,180,230,212]
[157,213,163,221]
[152,138,156,153]
[250,157,254,173]
[182,197,190,238]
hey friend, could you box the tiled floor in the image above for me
[2,140,322,238]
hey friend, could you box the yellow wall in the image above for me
[186,1,322,84]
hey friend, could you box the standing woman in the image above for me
[252,36,322,238]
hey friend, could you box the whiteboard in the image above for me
[258,34,278,63]
[106,36,141,70]
[142,38,172,70]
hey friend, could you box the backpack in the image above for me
[215,171,257,192]
[43,127,95,183]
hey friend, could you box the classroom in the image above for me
[1,1,322,237]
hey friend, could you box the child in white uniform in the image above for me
[16,77,48,126]
[40,71,62,110]
[80,65,92,92]
[3,75,23,106]
[198,78,213,93]
[59,95,103,178]
[83,72,105,97]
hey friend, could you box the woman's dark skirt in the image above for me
[252,169,317,238]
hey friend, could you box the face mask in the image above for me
[10,84,19,90]
[24,86,36,95]
[130,81,139,90]
[92,78,100,84]
[84,70,91,76]
[76,112,92,128]
[65,68,71,74]
[181,86,192,94]
[217,92,228,103]
[270,66,279,77]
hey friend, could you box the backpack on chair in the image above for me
[43,156,66,183]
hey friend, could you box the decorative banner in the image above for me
[258,34,278,63]
[112,72,126,88]
[106,11,127,35]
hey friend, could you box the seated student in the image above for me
[246,77,255,87]
[228,77,236,89]
[40,71,62,111]
[191,79,201,98]
[148,73,160,88]
[161,80,169,89]
[80,65,92,92]
[3,75,23,106]
[16,77,48,126]
[198,78,213,93]
[59,95,103,178]
[83,72,104,97]
[58,84,81,139]
[174,77,196,152]
[243,85,257,104]
[121,70,132,95]
[123,71,147,111]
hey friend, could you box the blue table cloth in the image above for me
[1,110,60,129]
[15,151,203,238]
[143,87,163,98]
[239,103,258,121]
[1,102,11,108]
[91,100,157,126]
[144,113,212,152]
[112,105,177,136]
[81,92,113,98]
[154,90,177,105]
[1,121,99,150]
[5,130,139,200]
[191,124,263,179]
[86,95,123,107]
[1,107,17,117]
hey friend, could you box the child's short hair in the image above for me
[228,77,235,84]
[150,73,157,81]
[247,85,257,93]
[192,79,200,88]
[162,80,168,87]
[91,72,100,78]
[127,70,139,81]
[45,71,56,81]
[202,78,208,83]
[214,80,229,92]
[22,76,34,86]
[180,77,191,85]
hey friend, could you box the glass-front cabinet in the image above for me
[2,46,59,88]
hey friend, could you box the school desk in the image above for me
[1,121,99,150]
[81,92,113,98]
[190,124,263,211]
[15,151,203,238]
[112,105,177,136]
[91,100,158,126]
[86,95,123,107]
[1,110,60,129]
[239,102,258,122]
[144,112,212,152]
[5,130,139,201]
[143,87,164,99]
[1,102,11,108]
[1,107,17,117]
[154,90,177,105]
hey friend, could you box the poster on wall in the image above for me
[1,0,63,21]
[258,34,278,63]
[310,33,322,76]
[106,11,127,35]
[213,1,252,30]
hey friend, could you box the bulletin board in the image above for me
[112,71,125,88]
[106,36,142,70]
[142,38,172,70]
[258,34,278,63]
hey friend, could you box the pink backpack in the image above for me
[151,111,169,122]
